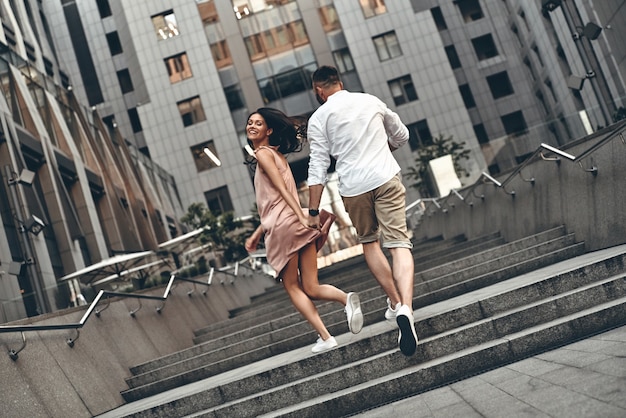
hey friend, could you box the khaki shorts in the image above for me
[342,174,413,249]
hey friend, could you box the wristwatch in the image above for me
[308,208,320,216]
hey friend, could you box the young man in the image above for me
[306,65,418,356]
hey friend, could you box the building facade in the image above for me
[1,0,624,322]
[0,1,184,322]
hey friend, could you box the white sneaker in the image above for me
[396,304,418,356]
[345,292,363,334]
[385,297,401,321]
[311,336,338,353]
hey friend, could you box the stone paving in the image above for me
[355,325,626,418]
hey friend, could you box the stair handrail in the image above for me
[0,261,254,360]
[416,119,626,212]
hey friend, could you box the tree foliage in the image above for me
[180,203,250,263]
[405,133,471,197]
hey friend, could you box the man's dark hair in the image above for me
[312,65,341,87]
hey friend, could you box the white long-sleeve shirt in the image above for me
[307,90,409,197]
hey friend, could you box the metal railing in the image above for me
[409,119,626,218]
[0,257,261,360]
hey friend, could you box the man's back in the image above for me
[308,90,408,197]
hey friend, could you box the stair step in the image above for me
[119,264,626,416]
[259,299,625,418]
[195,229,565,339]
[127,233,578,381]
[225,231,501,318]
[119,248,623,404]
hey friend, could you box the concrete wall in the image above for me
[0,273,276,418]
[412,126,626,252]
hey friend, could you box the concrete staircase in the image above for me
[108,226,626,417]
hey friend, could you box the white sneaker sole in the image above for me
[346,293,363,334]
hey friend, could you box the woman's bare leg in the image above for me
[299,243,347,305]
[280,251,332,340]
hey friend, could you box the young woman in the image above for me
[244,107,363,353]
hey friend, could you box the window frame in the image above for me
[388,75,418,106]
[407,119,433,151]
[373,31,402,62]
[164,52,193,84]
[151,10,180,41]
[177,96,207,127]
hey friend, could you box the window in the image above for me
[244,20,309,61]
[102,115,115,133]
[407,120,432,151]
[445,45,461,69]
[258,66,314,104]
[501,111,528,136]
[210,40,232,68]
[205,186,233,216]
[531,44,544,67]
[518,10,530,32]
[116,69,134,94]
[473,123,489,144]
[431,7,447,30]
[43,57,54,76]
[523,56,536,81]
[488,163,500,175]
[127,108,143,133]
[191,140,221,172]
[457,0,484,22]
[472,34,498,61]
[177,96,206,127]
[165,52,193,83]
[319,4,340,32]
[106,32,123,55]
[388,75,418,106]
[373,31,402,61]
[511,24,523,48]
[233,0,294,19]
[459,84,476,108]
[224,84,245,111]
[486,71,514,99]
[333,48,355,73]
[544,78,557,102]
[275,68,308,98]
[536,91,549,115]
[152,10,179,40]
[96,0,112,18]
[360,0,387,18]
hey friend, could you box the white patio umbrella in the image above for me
[58,250,155,286]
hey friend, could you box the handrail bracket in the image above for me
[129,299,143,317]
[578,160,598,175]
[95,295,111,317]
[8,332,26,361]
[66,329,80,348]
[540,152,561,165]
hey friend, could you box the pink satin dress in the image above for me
[254,146,332,275]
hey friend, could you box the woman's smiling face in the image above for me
[247,113,272,147]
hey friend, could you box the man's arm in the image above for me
[306,115,330,227]
[307,184,325,228]
[383,107,409,150]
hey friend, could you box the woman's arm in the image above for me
[245,225,264,252]
[256,148,310,228]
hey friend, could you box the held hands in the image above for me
[306,213,320,230]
